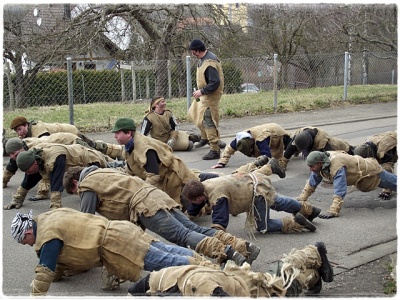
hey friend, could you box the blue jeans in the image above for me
[378,170,397,191]
[139,209,216,250]
[254,194,301,233]
[143,241,192,271]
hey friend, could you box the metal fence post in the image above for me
[120,68,126,102]
[67,57,74,124]
[167,60,172,99]
[343,51,349,101]
[131,61,136,103]
[186,55,192,111]
[273,53,278,111]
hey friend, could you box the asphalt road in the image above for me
[1,102,397,297]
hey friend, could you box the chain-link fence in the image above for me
[3,51,397,134]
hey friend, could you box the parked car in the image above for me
[241,83,260,93]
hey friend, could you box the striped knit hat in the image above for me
[11,209,33,243]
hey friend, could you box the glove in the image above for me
[211,163,225,169]
[28,196,47,202]
[318,212,336,219]
[378,192,391,200]
[166,138,176,148]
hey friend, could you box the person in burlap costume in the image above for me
[140,95,201,151]
[3,134,123,201]
[298,150,397,219]
[128,241,334,297]
[9,116,123,159]
[112,118,218,205]
[5,143,116,211]
[182,164,321,234]
[354,130,397,200]
[11,208,220,296]
[63,165,261,267]
[211,123,291,172]
[188,39,225,160]
[281,126,355,171]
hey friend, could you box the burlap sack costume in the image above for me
[293,126,352,153]
[143,244,323,297]
[32,208,156,295]
[77,168,180,223]
[27,120,80,137]
[143,109,191,151]
[124,132,199,203]
[188,59,224,152]
[219,123,290,165]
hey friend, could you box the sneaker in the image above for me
[268,157,286,178]
[294,213,316,232]
[188,133,201,143]
[202,150,220,160]
[315,241,334,282]
[245,242,261,264]
[307,206,321,222]
[225,245,246,266]
[194,139,209,148]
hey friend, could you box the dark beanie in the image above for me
[16,150,36,172]
[5,138,24,154]
[237,138,252,156]
[189,39,206,51]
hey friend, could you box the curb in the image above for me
[331,239,397,276]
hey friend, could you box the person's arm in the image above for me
[31,239,63,296]
[140,118,152,136]
[211,197,230,230]
[256,137,271,157]
[212,140,236,168]
[144,149,160,175]
[308,172,323,188]
[186,201,206,217]
[332,167,347,199]
[80,191,99,214]
[283,139,298,159]
[49,155,66,192]
[169,115,177,131]
[201,66,220,95]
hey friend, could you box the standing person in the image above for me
[63,166,260,266]
[298,151,397,219]
[128,241,333,297]
[11,208,218,296]
[4,143,115,210]
[353,130,397,200]
[281,126,354,170]
[211,123,291,171]
[182,167,321,234]
[188,38,225,160]
[140,95,201,151]
[112,118,218,205]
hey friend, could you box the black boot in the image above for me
[307,206,321,222]
[202,150,220,160]
[128,274,150,295]
[218,140,226,149]
[315,241,334,282]
[194,139,209,148]
[224,245,246,266]
[245,242,261,264]
[188,133,201,143]
[294,213,316,232]
[268,157,286,178]
[254,155,270,167]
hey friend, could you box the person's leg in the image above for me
[139,210,205,249]
[170,208,216,236]
[270,194,301,213]
[378,170,397,192]
[254,195,267,233]
[143,242,191,271]
[151,241,194,256]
